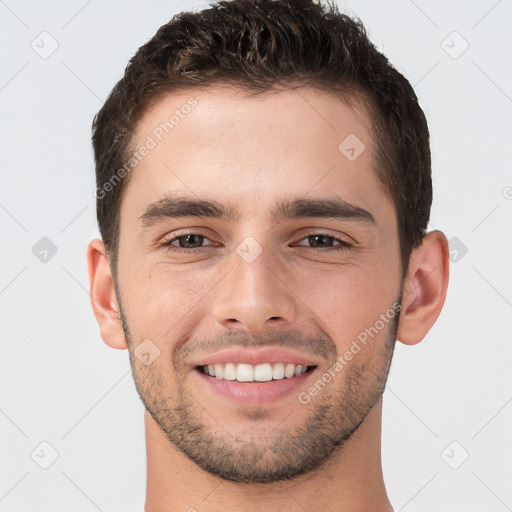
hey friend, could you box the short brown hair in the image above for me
[92,0,432,277]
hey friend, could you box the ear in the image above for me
[397,230,450,345]
[86,239,128,350]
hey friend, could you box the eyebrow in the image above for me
[139,194,376,227]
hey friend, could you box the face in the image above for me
[115,85,403,482]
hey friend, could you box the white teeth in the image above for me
[284,363,296,378]
[236,363,254,382]
[254,363,273,382]
[201,362,310,382]
[272,362,285,379]
[214,364,224,379]
[223,362,237,380]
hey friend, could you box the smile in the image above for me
[199,362,316,382]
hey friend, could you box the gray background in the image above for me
[1,0,511,510]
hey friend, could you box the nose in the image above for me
[212,244,297,333]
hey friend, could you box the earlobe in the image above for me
[397,231,450,345]
[86,239,128,350]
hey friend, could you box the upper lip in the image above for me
[192,347,320,367]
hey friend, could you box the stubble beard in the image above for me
[120,304,399,484]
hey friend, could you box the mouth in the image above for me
[197,362,317,382]
[190,347,321,404]
[193,362,319,405]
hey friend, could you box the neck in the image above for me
[143,398,393,512]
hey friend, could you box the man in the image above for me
[87,0,449,510]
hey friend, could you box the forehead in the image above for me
[123,84,389,223]
[133,84,373,156]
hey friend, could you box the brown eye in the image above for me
[295,234,352,250]
[306,235,335,248]
[172,234,206,249]
[162,231,215,253]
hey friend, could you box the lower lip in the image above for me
[194,367,317,405]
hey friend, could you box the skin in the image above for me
[87,85,449,511]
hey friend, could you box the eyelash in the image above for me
[161,230,353,254]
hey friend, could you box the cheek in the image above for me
[290,261,398,347]
[121,263,221,336]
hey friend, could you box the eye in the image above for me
[294,233,352,251]
[161,231,353,254]
[162,231,215,253]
